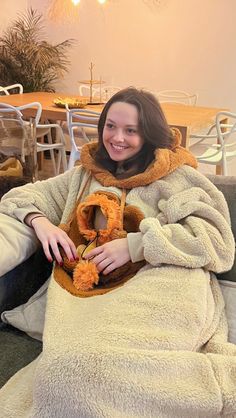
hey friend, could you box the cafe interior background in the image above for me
[1,0,236,175]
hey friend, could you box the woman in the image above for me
[0,88,235,417]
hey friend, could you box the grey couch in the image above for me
[0,174,235,389]
[0,248,52,388]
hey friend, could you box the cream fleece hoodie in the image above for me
[0,143,236,418]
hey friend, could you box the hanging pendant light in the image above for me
[48,0,161,22]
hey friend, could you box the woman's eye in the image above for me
[106,123,114,129]
[127,128,136,134]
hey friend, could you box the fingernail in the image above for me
[70,258,75,262]
[47,258,53,263]
[59,262,63,267]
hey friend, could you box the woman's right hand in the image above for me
[25,215,77,265]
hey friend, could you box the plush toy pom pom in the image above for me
[73,260,99,291]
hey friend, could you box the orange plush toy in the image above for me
[55,191,146,297]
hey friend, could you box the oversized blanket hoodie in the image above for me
[0,137,236,418]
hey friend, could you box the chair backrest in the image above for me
[100,85,122,102]
[0,103,37,181]
[79,84,100,98]
[0,103,24,122]
[190,111,236,175]
[15,102,42,125]
[156,90,198,106]
[216,111,236,146]
[0,84,24,95]
[0,106,26,147]
[66,107,100,150]
[0,101,42,127]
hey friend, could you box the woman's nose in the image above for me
[113,129,124,142]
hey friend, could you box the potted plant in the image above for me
[0,8,74,92]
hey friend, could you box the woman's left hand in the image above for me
[83,238,131,275]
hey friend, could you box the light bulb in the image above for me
[98,0,107,4]
[72,0,80,5]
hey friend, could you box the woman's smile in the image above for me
[110,143,129,151]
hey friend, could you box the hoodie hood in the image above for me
[80,128,197,189]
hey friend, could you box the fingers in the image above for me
[86,247,116,274]
[42,241,54,263]
[51,239,77,264]
[92,257,115,274]
[58,237,78,262]
[84,246,103,259]
[32,218,78,265]
[102,262,116,275]
[41,232,77,265]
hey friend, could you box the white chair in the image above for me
[79,84,121,103]
[0,85,67,175]
[100,85,121,102]
[0,103,37,180]
[0,102,67,176]
[156,90,198,106]
[65,107,100,169]
[17,103,67,176]
[190,111,236,175]
[0,84,24,95]
[79,84,100,99]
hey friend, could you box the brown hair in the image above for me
[95,87,174,178]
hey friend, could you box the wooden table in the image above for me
[0,92,104,122]
[0,92,228,172]
[0,92,226,135]
[161,102,229,147]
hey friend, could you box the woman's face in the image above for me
[102,101,144,163]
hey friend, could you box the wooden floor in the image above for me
[37,153,80,180]
[38,156,65,180]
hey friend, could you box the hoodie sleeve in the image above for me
[127,183,235,274]
[0,168,79,225]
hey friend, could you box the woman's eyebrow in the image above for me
[106,118,137,127]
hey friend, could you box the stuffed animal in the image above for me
[58,191,146,294]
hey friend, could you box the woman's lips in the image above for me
[111,143,128,151]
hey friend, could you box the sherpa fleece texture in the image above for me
[0,142,235,417]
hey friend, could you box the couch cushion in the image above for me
[0,213,39,277]
[0,247,52,315]
[1,279,49,341]
[206,175,236,237]
[219,280,236,344]
[207,175,236,282]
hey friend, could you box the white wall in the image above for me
[2,0,236,110]
[1,0,27,30]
